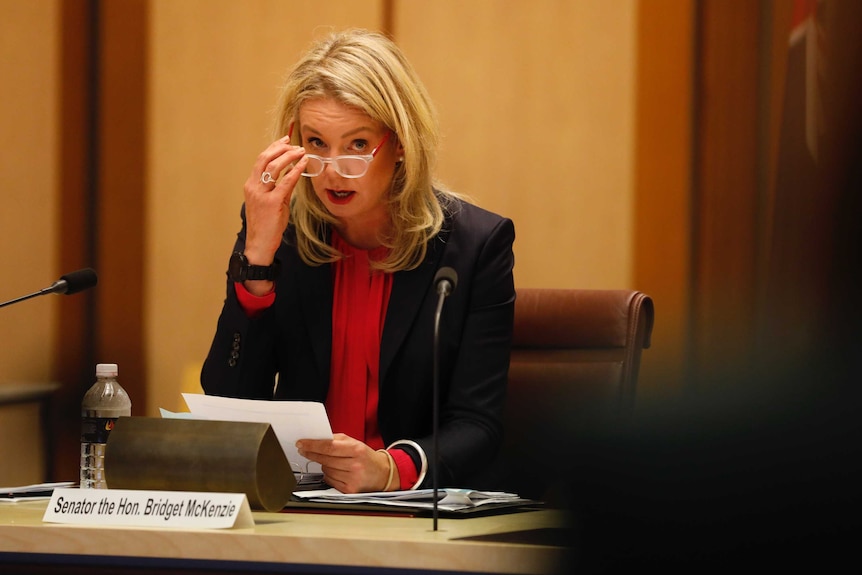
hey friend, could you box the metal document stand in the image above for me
[105,417,295,511]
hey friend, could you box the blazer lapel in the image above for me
[379,231,448,387]
[297,259,333,388]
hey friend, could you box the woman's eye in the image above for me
[351,139,369,152]
[306,137,326,150]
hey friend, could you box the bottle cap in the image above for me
[96,363,119,377]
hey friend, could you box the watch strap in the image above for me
[229,252,281,282]
[245,261,280,281]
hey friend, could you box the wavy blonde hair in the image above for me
[272,29,454,272]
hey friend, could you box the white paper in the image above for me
[158,408,194,419]
[181,393,332,475]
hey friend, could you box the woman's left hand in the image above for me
[296,433,395,493]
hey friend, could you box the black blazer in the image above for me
[201,196,515,488]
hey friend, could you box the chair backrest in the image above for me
[497,288,654,499]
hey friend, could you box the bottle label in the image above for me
[81,417,118,444]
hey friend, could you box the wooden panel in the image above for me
[0,383,57,484]
[633,0,695,394]
[0,0,59,382]
[0,402,46,485]
[395,0,637,290]
[690,0,761,384]
[762,0,795,261]
[52,0,95,485]
[49,0,149,483]
[48,0,149,483]
[97,0,148,418]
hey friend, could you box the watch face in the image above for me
[228,252,246,282]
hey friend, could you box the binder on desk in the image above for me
[0,482,75,502]
[286,487,542,518]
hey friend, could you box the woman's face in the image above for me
[298,98,400,235]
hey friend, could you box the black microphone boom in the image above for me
[0,268,98,309]
[434,266,458,296]
[431,266,458,531]
[48,268,99,295]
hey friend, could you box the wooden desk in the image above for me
[0,500,572,574]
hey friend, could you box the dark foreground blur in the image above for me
[546,2,862,571]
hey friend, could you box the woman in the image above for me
[201,29,515,494]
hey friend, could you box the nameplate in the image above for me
[42,488,254,529]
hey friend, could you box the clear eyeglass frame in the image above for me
[301,131,392,179]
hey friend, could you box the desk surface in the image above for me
[0,500,572,574]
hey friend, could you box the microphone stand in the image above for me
[430,267,456,532]
[0,286,63,309]
[432,291,444,531]
[1,269,98,309]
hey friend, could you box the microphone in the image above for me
[45,268,99,295]
[0,268,98,309]
[435,266,458,297]
[431,266,458,531]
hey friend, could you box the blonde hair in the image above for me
[273,29,455,272]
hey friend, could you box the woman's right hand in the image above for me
[241,136,308,294]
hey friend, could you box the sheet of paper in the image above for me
[181,393,332,475]
[159,408,194,419]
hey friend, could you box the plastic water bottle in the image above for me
[80,363,131,489]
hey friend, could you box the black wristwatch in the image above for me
[228,252,281,282]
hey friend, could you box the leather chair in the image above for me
[497,288,654,500]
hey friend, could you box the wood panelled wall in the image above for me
[0,0,61,482]
[633,0,695,394]
[47,0,150,483]
[690,0,763,386]
[3,0,838,483]
[144,0,638,422]
[0,1,59,385]
[396,1,637,292]
[634,0,800,393]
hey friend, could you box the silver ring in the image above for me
[260,172,275,184]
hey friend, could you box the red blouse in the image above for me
[326,231,391,449]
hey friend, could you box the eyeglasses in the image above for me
[300,131,391,179]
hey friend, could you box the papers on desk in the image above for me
[293,487,534,513]
[0,482,75,502]
[174,394,333,481]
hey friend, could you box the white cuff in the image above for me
[387,439,428,490]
